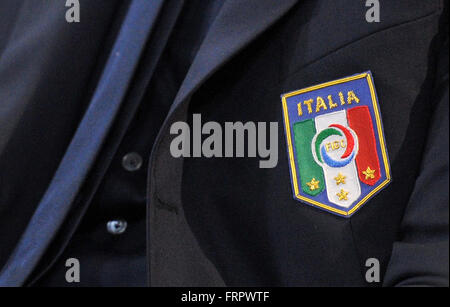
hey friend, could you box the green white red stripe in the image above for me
[292,107,381,208]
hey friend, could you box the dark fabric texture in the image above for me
[0,0,123,278]
[0,0,164,286]
[33,0,226,287]
[0,0,448,287]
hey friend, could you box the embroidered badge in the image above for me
[281,72,391,217]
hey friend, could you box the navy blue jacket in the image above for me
[0,0,448,286]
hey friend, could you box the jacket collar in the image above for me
[170,0,299,112]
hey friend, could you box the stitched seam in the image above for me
[156,195,179,214]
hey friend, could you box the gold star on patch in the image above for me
[306,178,320,191]
[362,167,376,180]
[334,173,346,185]
[337,189,349,201]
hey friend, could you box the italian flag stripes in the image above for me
[292,106,381,208]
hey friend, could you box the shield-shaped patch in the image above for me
[281,72,391,217]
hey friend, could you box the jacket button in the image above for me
[107,220,127,235]
[122,152,143,172]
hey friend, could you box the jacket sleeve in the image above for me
[383,38,449,287]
